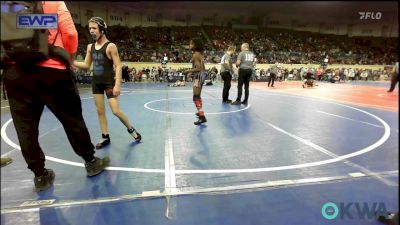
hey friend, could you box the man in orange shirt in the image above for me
[2,1,109,192]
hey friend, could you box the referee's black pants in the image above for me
[221,71,231,102]
[268,73,276,87]
[236,68,252,103]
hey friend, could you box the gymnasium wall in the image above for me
[66,2,398,37]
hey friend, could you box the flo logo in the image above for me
[322,202,388,220]
[359,12,382,20]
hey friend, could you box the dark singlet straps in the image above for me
[91,42,114,84]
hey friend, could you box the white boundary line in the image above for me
[0,91,392,174]
[1,119,164,173]
[266,121,395,186]
[317,110,398,132]
[165,138,177,192]
[1,170,397,214]
[144,97,251,115]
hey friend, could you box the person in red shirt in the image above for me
[2,1,109,192]
[316,67,323,81]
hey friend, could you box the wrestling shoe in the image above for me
[128,127,142,142]
[95,134,110,149]
[194,116,207,125]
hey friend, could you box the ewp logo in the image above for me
[17,14,58,29]
[322,202,389,220]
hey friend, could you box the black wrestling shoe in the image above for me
[95,134,110,149]
[194,116,207,125]
[128,127,142,142]
[222,99,232,103]
[241,101,248,105]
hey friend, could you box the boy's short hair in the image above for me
[191,38,204,52]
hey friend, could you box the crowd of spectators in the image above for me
[74,24,398,66]
[251,66,392,83]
